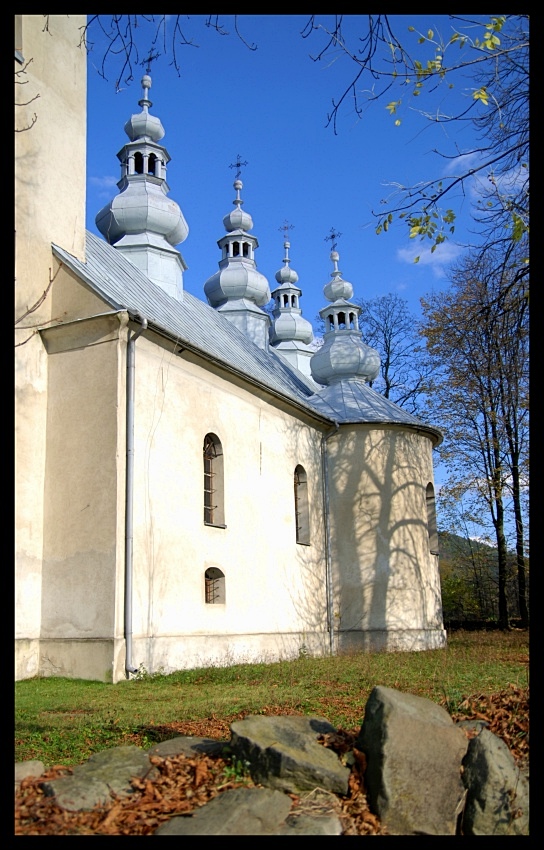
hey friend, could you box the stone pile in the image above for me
[15,685,529,835]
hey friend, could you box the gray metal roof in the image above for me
[308,379,442,443]
[52,231,442,443]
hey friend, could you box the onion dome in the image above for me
[95,73,188,300]
[204,179,271,349]
[310,250,380,385]
[270,239,313,345]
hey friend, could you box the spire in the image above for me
[95,71,188,300]
[269,224,315,377]
[310,238,380,386]
[204,168,271,350]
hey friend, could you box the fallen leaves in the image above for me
[15,686,528,836]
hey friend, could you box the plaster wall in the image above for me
[15,15,87,679]
[327,425,445,650]
[37,314,127,680]
[128,334,329,673]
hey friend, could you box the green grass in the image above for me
[15,629,529,767]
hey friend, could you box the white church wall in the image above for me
[36,313,128,682]
[127,334,330,674]
[15,16,87,680]
[327,424,446,653]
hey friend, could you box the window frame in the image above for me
[203,433,226,528]
[294,464,310,545]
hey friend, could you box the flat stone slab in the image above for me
[155,787,293,835]
[148,736,227,758]
[41,745,157,812]
[15,760,45,789]
[229,714,350,795]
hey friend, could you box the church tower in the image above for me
[204,173,271,350]
[95,72,188,300]
[310,247,381,387]
[269,232,315,377]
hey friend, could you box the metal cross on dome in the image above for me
[325,227,342,251]
[142,49,160,75]
[229,155,248,180]
[279,220,294,239]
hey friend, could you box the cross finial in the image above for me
[325,227,342,252]
[142,49,160,75]
[229,154,248,180]
[279,220,294,240]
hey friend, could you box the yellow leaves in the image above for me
[394,119,401,126]
[386,100,401,114]
[512,213,528,243]
[473,87,489,106]
[376,213,394,235]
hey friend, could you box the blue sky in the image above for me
[85,14,488,334]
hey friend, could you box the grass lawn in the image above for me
[15,628,529,767]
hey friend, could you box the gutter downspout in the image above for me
[322,420,339,656]
[125,314,148,677]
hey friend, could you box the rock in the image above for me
[15,760,45,790]
[155,787,293,835]
[229,714,350,795]
[155,786,344,835]
[461,728,530,835]
[16,687,529,835]
[148,736,227,758]
[356,685,469,835]
[40,745,158,812]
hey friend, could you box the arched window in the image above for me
[205,567,226,604]
[203,434,225,527]
[148,153,157,175]
[426,483,439,555]
[134,152,144,174]
[294,465,310,545]
[242,242,249,257]
[232,241,240,257]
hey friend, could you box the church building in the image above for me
[15,16,446,683]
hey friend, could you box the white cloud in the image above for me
[89,175,118,198]
[396,240,463,277]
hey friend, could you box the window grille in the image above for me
[205,568,225,604]
[203,433,225,526]
[204,434,217,524]
[294,465,310,545]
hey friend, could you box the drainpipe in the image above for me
[125,314,148,676]
[322,421,339,656]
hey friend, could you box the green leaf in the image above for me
[427,29,434,39]
[408,25,415,32]
[414,256,420,264]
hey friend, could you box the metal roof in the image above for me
[52,231,442,443]
[307,379,442,444]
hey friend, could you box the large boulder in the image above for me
[229,714,350,795]
[462,728,529,835]
[356,685,468,834]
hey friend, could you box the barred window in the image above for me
[294,465,310,545]
[426,483,439,555]
[204,433,225,527]
[205,568,225,604]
